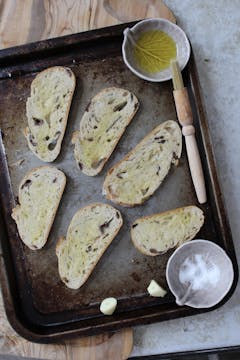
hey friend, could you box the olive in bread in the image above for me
[56,203,123,289]
[12,166,66,250]
[103,120,182,206]
[131,206,204,256]
[25,66,76,162]
[72,87,139,176]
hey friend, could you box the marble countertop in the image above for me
[132,0,240,357]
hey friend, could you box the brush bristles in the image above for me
[170,59,184,90]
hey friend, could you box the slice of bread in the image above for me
[12,166,66,250]
[72,87,139,176]
[131,206,204,256]
[56,203,123,289]
[103,120,182,206]
[25,66,76,162]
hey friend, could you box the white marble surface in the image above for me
[132,0,240,357]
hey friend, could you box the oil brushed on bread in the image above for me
[12,166,66,250]
[56,203,123,289]
[131,206,204,256]
[25,66,76,162]
[103,120,182,206]
[72,87,139,176]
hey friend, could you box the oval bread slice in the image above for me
[25,66,76,162]
[103,120,182,206]
[12,166,66,250]
[131,206,204,256]
[72,87,139,176]
[56,203,123,289]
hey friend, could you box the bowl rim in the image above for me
[166,239,234,308]
[122,17,191,82]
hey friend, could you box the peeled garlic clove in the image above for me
[147,280,167,297]
[100,297,117,315]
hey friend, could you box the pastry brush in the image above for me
[170,59,207,204]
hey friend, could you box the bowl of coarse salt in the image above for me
[166,239,234,308]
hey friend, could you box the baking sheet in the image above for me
[0,22,237,341]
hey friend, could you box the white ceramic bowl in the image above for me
[166,240,234,308]
[122,18,191,82]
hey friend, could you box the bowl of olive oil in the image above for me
[122,18,191,82]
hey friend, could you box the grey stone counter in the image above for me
[132,1,240,357]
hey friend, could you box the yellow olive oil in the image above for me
[134,30,177,73]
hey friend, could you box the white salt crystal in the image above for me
[179,253,220,291]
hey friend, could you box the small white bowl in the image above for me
[122,18,191,82]
[166,240,234,308]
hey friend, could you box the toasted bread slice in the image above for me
[103,120,182,206]
[12,166,66,250]
[56,203,123,289]
[72,87,139,176]
[131,206,204,256]
[25,66,76,162]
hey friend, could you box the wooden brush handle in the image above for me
[173,88,192,126]
[173,88,207,204]
[182,125,207,204]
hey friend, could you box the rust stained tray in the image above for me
[0,22,238,343]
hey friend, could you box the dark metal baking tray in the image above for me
[0,22,238,343]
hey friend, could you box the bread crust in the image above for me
[72,87,139,176]
[56,202,123,289]
[25,66,76,162]
[103,120,182,206]
[131,205,204,256]
[12,166,66,250]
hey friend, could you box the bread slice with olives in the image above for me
[12,166,66,250]
[25,66,76,162]
[56,203,123,289]
[131,206,204,256]
[72,87,139,176]
[103,120,182,206]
